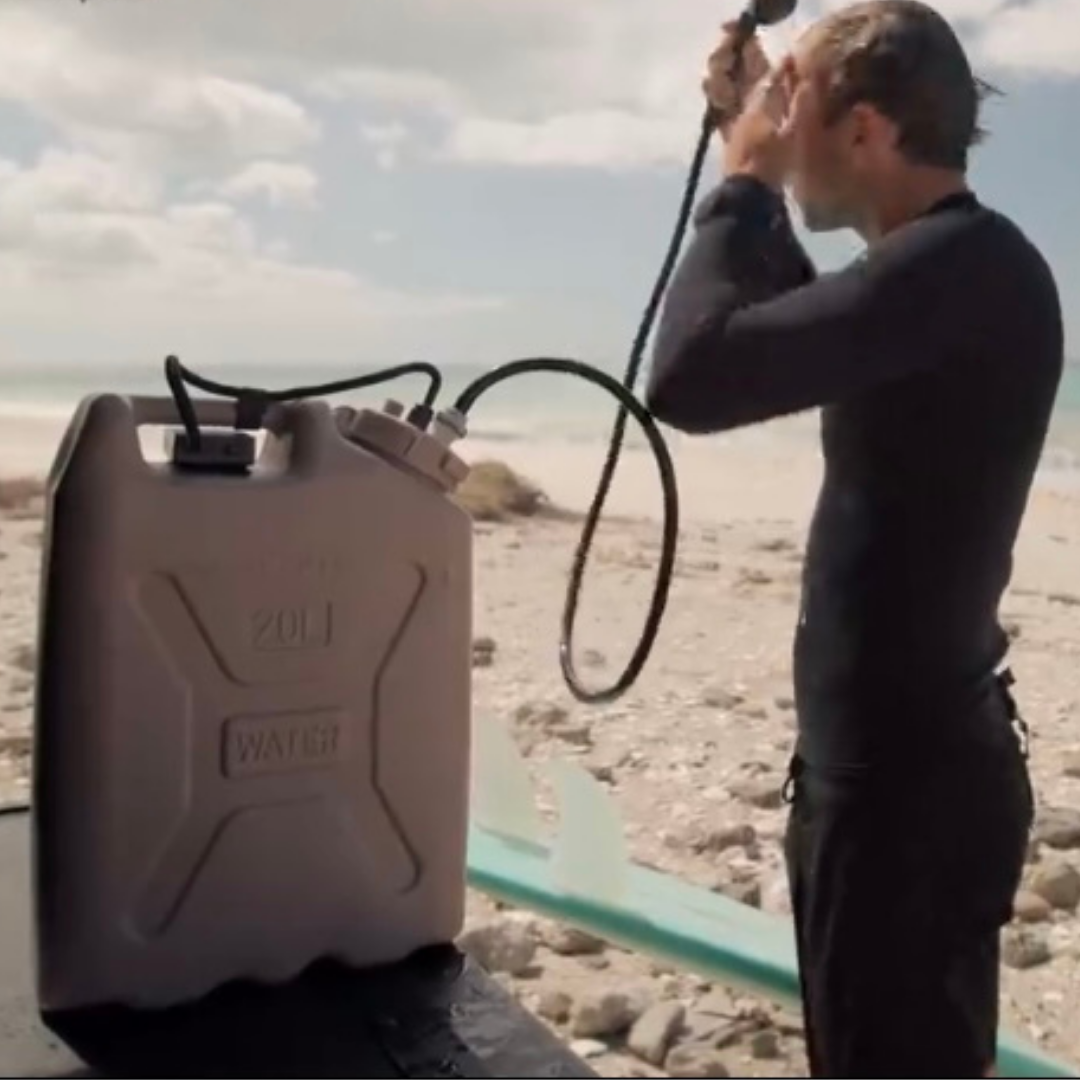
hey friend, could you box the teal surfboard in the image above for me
[467,825,1076,1078]
[465,722,1077,1079]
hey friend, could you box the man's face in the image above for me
[784,39,864,233]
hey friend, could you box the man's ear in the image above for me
[848,102,895,150]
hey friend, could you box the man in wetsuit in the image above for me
[646,1,1064,1075]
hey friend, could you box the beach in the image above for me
[3,396,1080,1076]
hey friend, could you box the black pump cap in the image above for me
[167,430,257,474]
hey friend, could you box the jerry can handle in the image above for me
[128,395,243,431]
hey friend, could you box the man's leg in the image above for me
[784,731,1031,1078]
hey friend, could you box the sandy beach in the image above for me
[3,412,1080,1077]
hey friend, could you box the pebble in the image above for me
[581,954,611,971]
[711,874,763,909]
[738,704,770,720]
[1048,924,1077,955]
[537,988,572,1023]
[543,923,607,957]
[695,822,758,855]
[1048,592,1080,607]
[729,776,785,811]
[750,1027,783,1059]
[585,761,617,784]
[728,855,763,883]
[738,567,773,587]
[512,701,593,752]
[1028,861,1080,912]
[8,644,34,672]
[514,701,569,728]
[1003,926,1053,970]
[665,1043,733,1078]
[458,915,538,977]
[472,635,497,667]
[773,1009,806,1037]
[628,1001,686,1066]
[1015,890,1054,924]
[761,875,793,916]
[694,988,735,1017]
[700,686,745,711]
[1034,808,1080,851]
[554,722,593,748]
[570,987,649,1038]
[0,733,31,757]
[757,537,797,554]
[570,1039,608,1060]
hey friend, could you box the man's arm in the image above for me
[645,176,977,434]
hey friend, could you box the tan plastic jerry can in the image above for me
[32,393,473,1012]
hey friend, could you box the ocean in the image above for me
[1,358,1079,484]
[0,360,624,444]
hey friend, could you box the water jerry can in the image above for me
[32,393,474,1012]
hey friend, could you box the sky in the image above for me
[0,0,1077,375]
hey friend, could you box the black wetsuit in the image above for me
[647,175,1064,1077]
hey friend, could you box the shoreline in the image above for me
[4,401,1080,509]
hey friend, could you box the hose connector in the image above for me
[432,407,468,447]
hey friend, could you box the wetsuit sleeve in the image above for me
[646,175,973,433]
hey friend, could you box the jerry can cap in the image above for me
[338,404,470,492]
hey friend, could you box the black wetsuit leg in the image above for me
[783,674,1033,1078]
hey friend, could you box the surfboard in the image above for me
[467,824,1076,1078]
[466,718,1077,1078]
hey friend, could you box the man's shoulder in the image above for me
[867,197,1064,377]
[956,205,1065,378]
[910,197,1062,326]
[969,201,1059,289]
[983,209,1063,344]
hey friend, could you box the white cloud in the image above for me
[445,110,702,172]
[0,150,160,217]
[0,6,521,366]
[312,68,461,114]
[0,150,161,272]
[50,0,588,103]
[0,149,503,365]
[0,8,319,173]
[0,0,1073,372]
[2,0,1075,179]
[975,0,1080,77]
[360,123,413,171]
[0,1,841,176]
[219,161,320,208]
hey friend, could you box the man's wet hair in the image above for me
[807,0,1000,170]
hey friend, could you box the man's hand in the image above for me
[722,58,796,192]
[703,22,771,133]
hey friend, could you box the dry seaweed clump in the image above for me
[0,477,46,519]
[454,460,555,522]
